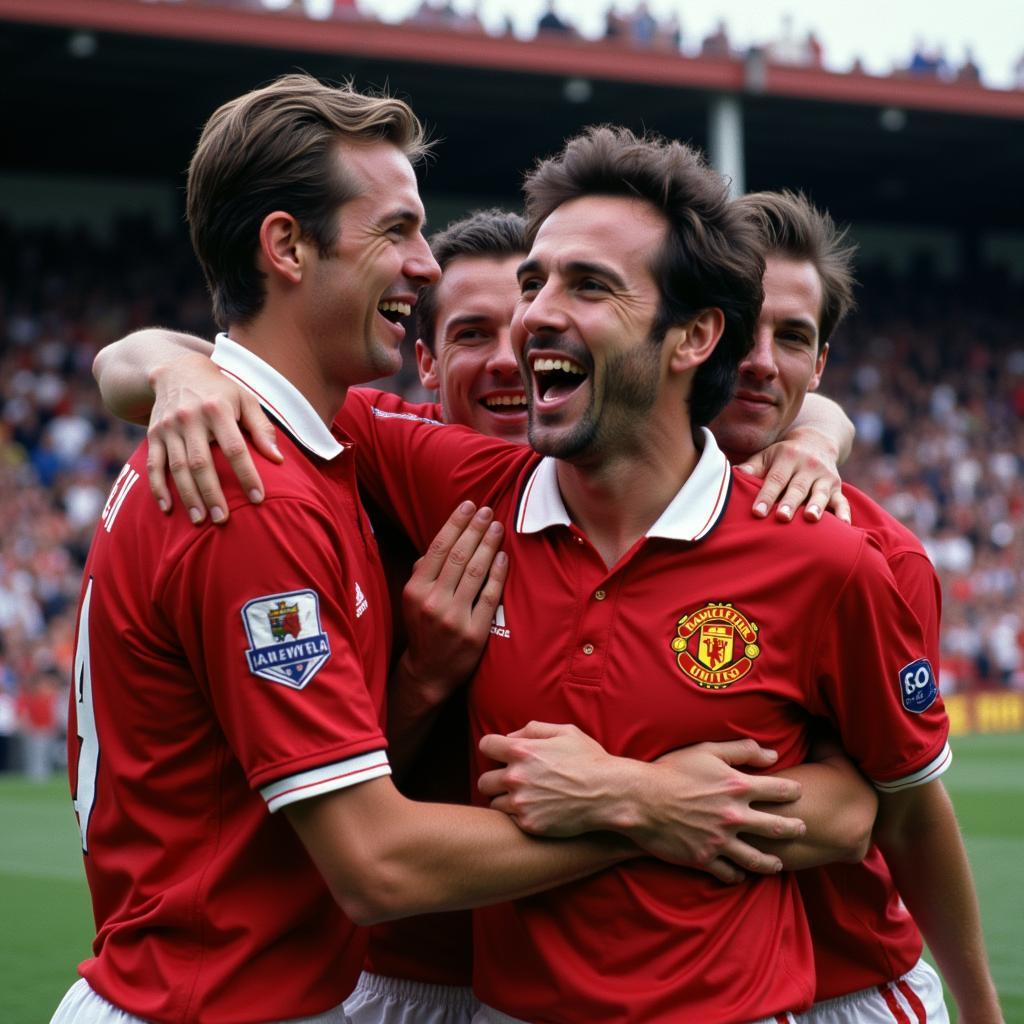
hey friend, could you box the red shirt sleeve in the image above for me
[888,548,943,669]
[157,495,388,794]
[808,534,950,789]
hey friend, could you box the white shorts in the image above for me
[795,960,949,1024]
[50,977,352,1024]
[345,972,479,1024]
[472,1004,796,1024]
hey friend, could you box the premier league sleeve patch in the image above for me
[898,658,938,713]
[241,589,331,690]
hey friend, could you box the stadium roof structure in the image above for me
[4,0,1024,233]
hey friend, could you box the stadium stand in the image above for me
[0,212,1020,775]
[0,0,1021,763]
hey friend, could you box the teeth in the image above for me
[531,357,585,375]
[483,395,527,408]
[378,300,412,317]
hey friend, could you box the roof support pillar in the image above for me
[708,93,745,198]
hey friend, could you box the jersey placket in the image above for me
[563,527,642,687]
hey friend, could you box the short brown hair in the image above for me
[187,73,428,327]
[523,126,763,427]
[417,208,527,354]
[734,190,857,348]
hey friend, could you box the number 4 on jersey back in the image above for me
[73,577,99,853]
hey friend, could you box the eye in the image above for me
[519,277,543,295]
[578,278,608,293]
[779,330,812,347]
[454,328,488,343]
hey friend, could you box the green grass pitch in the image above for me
[1,733,1022,1023]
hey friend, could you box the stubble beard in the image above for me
[527,336,663,464]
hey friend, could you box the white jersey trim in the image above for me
[213,334,345,461]
[516,427,731,541]
[872,741,952,793]
[261,749,391,812]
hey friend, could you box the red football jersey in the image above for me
[67,339,392,1023]
[339,390,951,1024]
[797,482,944,1000]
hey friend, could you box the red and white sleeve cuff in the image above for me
[260,750,391,813]
[872,741,952,793]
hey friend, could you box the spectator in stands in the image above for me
[16,667,61,781]
[806,30,824,69]
[700,18,730,58]
[956,47,982,85]
[657,11,682,53]
[536,0,572,35]
[624,1,657,48]
[766,13,808,66]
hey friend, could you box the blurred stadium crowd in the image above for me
[139,0,1024,86]
[0,214,1021,777]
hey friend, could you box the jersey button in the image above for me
[582,643,595,655]
[594,589,606,601]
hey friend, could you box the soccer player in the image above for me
[55,79,777,1024]
[96,207,861,1024]
[93,127,947,1022]
[715,192,1001,1024]
[477,191,1002,1023]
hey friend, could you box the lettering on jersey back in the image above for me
[100,464,140,534]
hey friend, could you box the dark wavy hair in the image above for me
[522,126,763,426]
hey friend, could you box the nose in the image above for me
[521,280,570,338]
[406,233,442,286]
[486,327,522,380]
[739,328,777,381]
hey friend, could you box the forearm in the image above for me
[93,329,213,424]
[787,393,854,465]
[288,780,633,925]
[749,757,876,869]
[875,783,1002,1021]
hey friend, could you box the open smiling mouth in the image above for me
[377,299,412,324]
[531,356,588,403]
[481,394,528,412]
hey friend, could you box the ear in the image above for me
[415,338,440,390]
[667,307,725,375]
[257,211,305,285]
[808,341,829,392]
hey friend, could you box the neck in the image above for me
[555,416,701,568]
[229,312,347,427]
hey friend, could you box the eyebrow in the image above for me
[778,316,818,335]
[516,257,627,291]
[444,313,491,333]
[379,207,425,229]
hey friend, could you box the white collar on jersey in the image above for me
[212,333,344,461]
[515,426,731,542]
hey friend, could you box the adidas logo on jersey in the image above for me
[355,582,368,618]
[490,604,510,639]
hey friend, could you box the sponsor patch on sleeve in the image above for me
[898,658,937,714]
[241,589,331,690]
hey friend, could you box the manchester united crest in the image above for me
[670,602,760,690]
